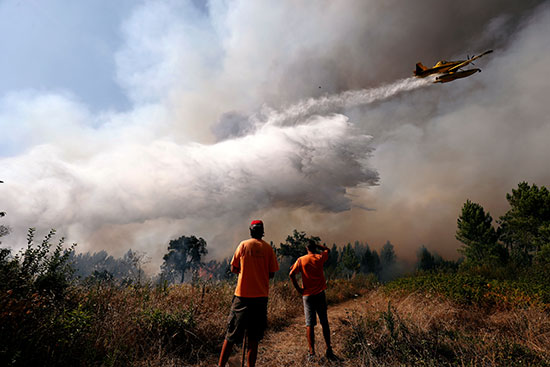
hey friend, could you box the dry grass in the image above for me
[127,276,548,366]
[342,289,550,366]
[12,272,547,366]
[390,291,550,354]
[81,282,234,366]
[83,276,373,366]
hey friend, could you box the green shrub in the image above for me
[0,229,84,366]
[326,273,379,304]
[142,307,196,354]
[386,271,550,309]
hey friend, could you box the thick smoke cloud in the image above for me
[1,0,549,269]
[330,2,550,261]
[1,108,378,262]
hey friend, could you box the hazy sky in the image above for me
[1,0,549,271]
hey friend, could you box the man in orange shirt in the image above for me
[218,220,279,367]
[289,239,338,361]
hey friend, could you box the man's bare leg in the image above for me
[320,320,331,350]
[247,339,259,367]
[306,326,315,355]
[218,340,233,367]
[320,320,339,360]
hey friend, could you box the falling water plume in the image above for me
[261,76,435,127]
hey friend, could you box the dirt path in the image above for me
[255,295,366,367]
[204,293,381,367]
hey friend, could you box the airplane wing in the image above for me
[447,50,493,73]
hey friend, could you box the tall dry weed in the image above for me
[343,289,550,366]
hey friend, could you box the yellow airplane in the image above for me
[414,50,493,83]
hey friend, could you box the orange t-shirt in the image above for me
[289,250,329,296]
[231,238,279,298]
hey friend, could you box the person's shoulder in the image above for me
[240,238,253,245]
[259,239,276,252]
[240,238,259,247]
[299,254,313,262]
[240,238,273,250]
[235,239,252,253]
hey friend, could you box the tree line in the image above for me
[455,182,550,277]
[62,232,405,285]
[2,181,548,286]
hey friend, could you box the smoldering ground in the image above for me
[1,0,550,271]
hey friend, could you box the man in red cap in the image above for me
[218,220,279,367]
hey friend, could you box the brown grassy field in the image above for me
[342,289,550,366]
[148,275,548,367]
[3,272,549,366]
[189,279,549,367]
[195,287,550,367]
[185,289,550,367]
[72,275,377,366]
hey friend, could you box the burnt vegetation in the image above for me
[1,181,549,366]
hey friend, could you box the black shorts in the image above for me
[303,291,328,327]
[225,296,268,343]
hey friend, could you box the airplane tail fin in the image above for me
[414,62,428,76]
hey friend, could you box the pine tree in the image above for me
[361,246,381,275]
[416,245,435,271]
[498,182,550,264]
[380,241,396,269]
[456,200,504,266]
[340,243,360,274]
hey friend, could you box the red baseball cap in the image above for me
[250,220,263,227]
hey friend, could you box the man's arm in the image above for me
[230,243,242,274]
[289,272,304,295]
[317,243,330,252]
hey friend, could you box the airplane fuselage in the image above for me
[434,68,480,83]
[414,60,464,77]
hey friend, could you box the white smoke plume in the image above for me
[0,106,378,263]
[0,76,432,264]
